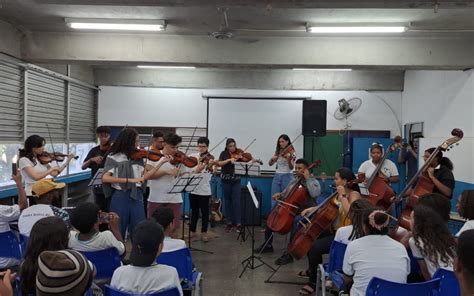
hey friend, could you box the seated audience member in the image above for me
[409,205,455,280]
[334,199,374,244]
[343,209,410,296]
[20,216,69,295]
[111,220,183,295]
[0,269,16,296]
[18,179,69,236]
[455,229,474,296]
[152,208,186,252]
[69,202,125,256]
[456,190,474,236]
[0,170,27,269]
[36,249,95,296]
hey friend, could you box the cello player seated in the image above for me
[255,159,321,265]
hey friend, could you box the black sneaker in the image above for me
[275,252,294,265]
[254,243,274,253]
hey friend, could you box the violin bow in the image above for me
[242,138,257,152]
[279,133,302,155]
[141,128,155,177]
[176,126,198,176]
[45,123,61,169]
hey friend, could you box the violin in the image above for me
[198,152,216,172]
[390,128,463,241]
[278,144,296,159]
[231,148,263,165]
[38,152,78,165]
[130,149,164,161]
[266,160,321,234]
[170,151,198,168]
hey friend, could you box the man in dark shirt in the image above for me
[82,126,111,213]
[398,137,420,183]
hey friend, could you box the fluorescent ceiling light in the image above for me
[137,65,196,69]
[307,25,406,34]
[65,18,165,31]
[293,68,352,71]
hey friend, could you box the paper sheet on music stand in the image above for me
[88,168,105,187]
[246,181,259,209]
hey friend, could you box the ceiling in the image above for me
[1,0,474,37]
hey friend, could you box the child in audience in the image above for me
[456,190,474,236]
[0,170,27,270]
[111,220,183,295]
[36,249,95,296]
[18,179,69,236]
[69,202,125,256]
[20,216,69,295]
[454,229,474,296]
[152,207,186,252]
[343,209,410,296]
[409,205,456,280]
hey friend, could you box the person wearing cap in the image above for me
[36,249,97,296]
[18,179,69,236]
[110,220,183,295]
[152,207,186,253]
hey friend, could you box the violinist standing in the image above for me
[143,131,165,216]
[145,133,183,238]
[102,128,157,241]
[82,126,112,214]
[398,136,421,183]
[19,135,74,205]
[216,138,243,233]
[187,137,213,242]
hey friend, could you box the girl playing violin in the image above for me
[269,134,296,195]
[423,147,455,199]
[19,135,75,205]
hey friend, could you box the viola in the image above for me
[390,128,463,241]
[266,160,321,234]
[130,149,164,161]
[38,152,79,165]
[170,151,198,168]
[231,148,263,165]
[287,178,359,260]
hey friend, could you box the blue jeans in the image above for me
[222,181,241,225]
[271,173,294,208]
[109,189,145,242]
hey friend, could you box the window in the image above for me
[69,142,96,175]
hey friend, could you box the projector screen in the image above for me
[207,98,304,172]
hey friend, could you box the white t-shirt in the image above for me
[0,205,21,268]
[106,153,144,190]
[18,204,55,236]
[148,159,182,203]
[162,237,187,253]
[343,235,410,296]
[111,264,183,296]
[358,159,399,180]
[334,225,353,245]
[19,157,51,196]
[456,220,474,237]
[275,154,295,174]
[409,237,454,277]
[69,230,126,256]
[188,153,211,196]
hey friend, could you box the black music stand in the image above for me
[88,168,106,195]
[239,183,276,278]
[235,163,260,242]
[168,175,213,254]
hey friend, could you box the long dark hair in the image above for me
[20,216,69,295]
[336,167,360,192]
[348,199,374,241]
[275,134,291,154]
[418,193,451,223]
[458,190,474,220]
[412,205,456,268]
[425,147,454,170]
[19,135,46,165]
[225,138,236,151]
[109,128,138,158]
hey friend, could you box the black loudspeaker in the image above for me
[241,187,262,226]
[302,100,327,136]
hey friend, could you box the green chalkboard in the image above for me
[304,131,344,177]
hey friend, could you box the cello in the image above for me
[363,139,399,210]
[390,128,463,241]
[266,160,321,234]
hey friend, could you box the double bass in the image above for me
[390,128,463,241]
[266,160,321,234]
[363,139,399,210]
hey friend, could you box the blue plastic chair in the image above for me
[80,248,122,280]
[433,268,460,296]
[104,285,181,296]
[156,248,193,288]
[407,247,421,275]
[316,240,348,296]
[365,277,441,296]
[0,231,22,261]
[19,234,28,256]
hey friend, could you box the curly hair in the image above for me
[418,193,451,223]
[364,208,390,235]
[348,199,374,241]
[425,147,454,170]
[458,190,474,220]
[412,205,456,268]
[109,127,139,158]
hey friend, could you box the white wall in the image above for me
[0,20,22,58]
[402,70,474,184]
